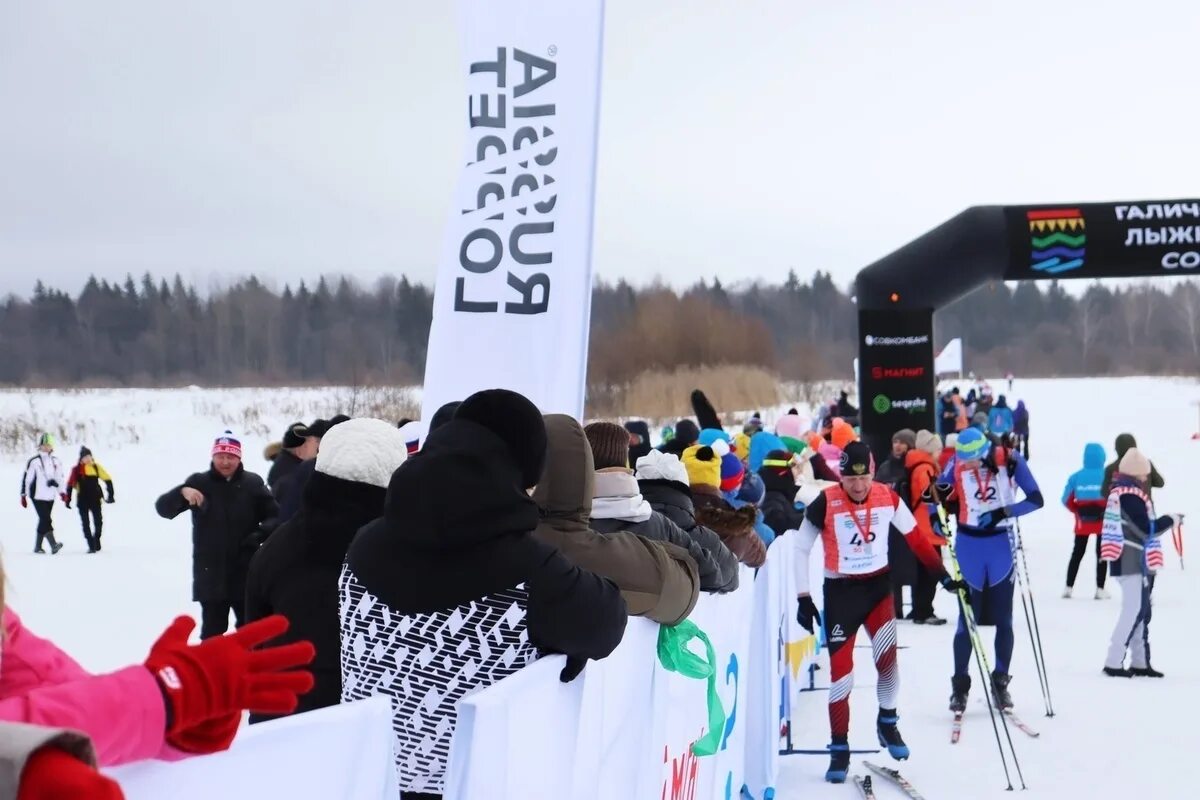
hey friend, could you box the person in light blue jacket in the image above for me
[987,395,1015,437]
[1060,442,1108,598]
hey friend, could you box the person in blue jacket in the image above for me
[987,395,1015,438]
[942,428,1044,713]
[1061,443,1109,599]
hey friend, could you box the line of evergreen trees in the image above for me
[3,271,1198,387]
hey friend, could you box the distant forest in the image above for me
[4,272,1200,389]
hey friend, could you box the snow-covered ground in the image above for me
[779,377,1200,798]
[1,378,1195,798]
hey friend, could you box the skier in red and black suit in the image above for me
[792,441,963,784]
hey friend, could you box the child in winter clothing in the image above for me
[1100,448,1179,677]
[0,558,315,768]
[1061,443,1109,598]
[66,447,115,553]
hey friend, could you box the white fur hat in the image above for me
[635,449,690,486]
[315,418,408,489]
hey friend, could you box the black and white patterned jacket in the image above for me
[338,419,628,795]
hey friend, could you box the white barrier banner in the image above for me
[445,539,824,800]
[421,0,607,420]
[645,570,755,800]
[109,697,398,800]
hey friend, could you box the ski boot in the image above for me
[991,671,1013,710]
[1094,587,1111,600]
[1061,585,1072,598]
[1103,665,1133,678]
[876,709,910,760]
[1130,665,1165,678]
[50,543,64,555]
[949,674,971,713]
[825,738,850,783]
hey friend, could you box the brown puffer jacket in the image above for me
[692,486,767,568]
[533,415,700,625]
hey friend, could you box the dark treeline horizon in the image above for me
[3,271,1199,389]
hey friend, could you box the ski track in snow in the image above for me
[0,379,1195,798]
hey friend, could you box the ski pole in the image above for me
[946,540,1026,791]
[1172,521,1185,570]
[1007,527,1051,716]
[1012,521,1055,717]
[933,498,1025,791]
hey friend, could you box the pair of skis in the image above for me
[951,708,1040,744]
[852,762,925,799]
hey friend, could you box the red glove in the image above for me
[145,615,315,754]
[61,494,71,508]
[18,746,125,800]
[20,496,27,508]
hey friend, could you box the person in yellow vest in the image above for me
[66,447,115,553]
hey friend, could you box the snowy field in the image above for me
[1,378,1196,798]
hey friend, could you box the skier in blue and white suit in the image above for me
[940,427,1043,714]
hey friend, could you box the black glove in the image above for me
[46,479,59,489]
[796,595,821,635]
[976,507,1009,529]
[106,492,115,504]
[941,576,968,593]
[559,655,587,683]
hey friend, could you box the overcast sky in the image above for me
[2,0,1198,297]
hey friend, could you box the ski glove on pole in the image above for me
[940,576,968,593]
[796,595,821,634]
[145,614,315,754]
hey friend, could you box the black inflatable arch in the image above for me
[854,198,1200,458]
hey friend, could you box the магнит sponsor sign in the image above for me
[871,366,925,380]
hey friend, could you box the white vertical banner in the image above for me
[934,337,964,376]
[421,0,607,421]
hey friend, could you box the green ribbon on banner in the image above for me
[656,620,726,757]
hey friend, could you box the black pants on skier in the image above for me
[78,501,103,551]
[1066,533,1106,589]
[33,500,59,552]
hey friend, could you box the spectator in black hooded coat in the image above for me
[245,418,408,723]
[340,390,627,799]
[758,450,806,538]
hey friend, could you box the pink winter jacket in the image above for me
[0,609,181,766]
